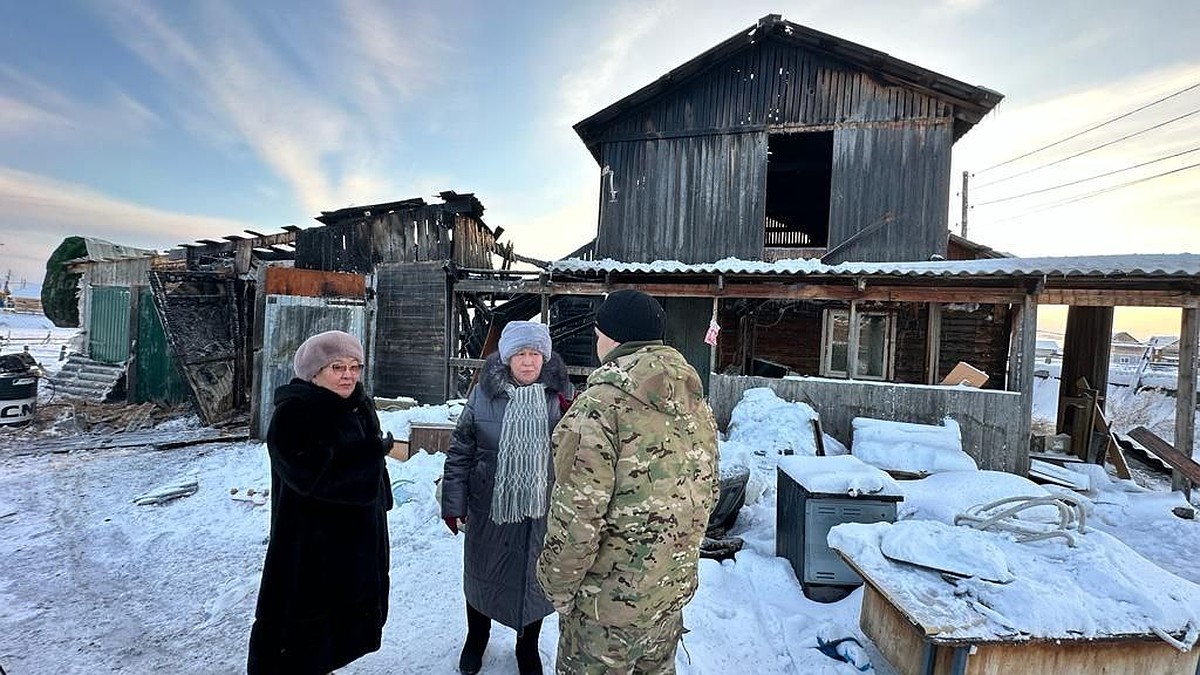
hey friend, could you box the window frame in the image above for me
[819,307,896,381]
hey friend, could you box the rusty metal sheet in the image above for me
[264,266,366,298]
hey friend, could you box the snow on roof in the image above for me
[551,253,1200,279]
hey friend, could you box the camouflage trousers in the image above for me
[555,609,684,675]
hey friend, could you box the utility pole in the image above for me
[961,171,970,239]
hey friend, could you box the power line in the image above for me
[984,159,1200,225]
[974,105,1200,189]
[974,144,1200,206]
[976,79,1200,174]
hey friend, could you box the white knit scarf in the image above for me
[490,382,552,524]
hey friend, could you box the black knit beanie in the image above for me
[595,289,665,343]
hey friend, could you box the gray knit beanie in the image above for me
[294,330,365,380]
[498,321,552,363]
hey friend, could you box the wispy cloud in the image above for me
[0,65,158,138]
[95,0,449,215]
[0,167,255,281]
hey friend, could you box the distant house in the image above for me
[1035,339,1061,361]
[1110,331,1146,367]
[1148,335,1180,364]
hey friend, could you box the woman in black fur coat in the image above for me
[248,330,407,675]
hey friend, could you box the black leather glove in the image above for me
[380,432,395,455]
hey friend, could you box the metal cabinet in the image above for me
[776,459,901,592]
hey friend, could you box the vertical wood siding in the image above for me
[374,262,447,403]
[295,206,494,273]
[828,122,953,263]
[596,133,767,263]
[592,40,948,141]
[587,38,956,264]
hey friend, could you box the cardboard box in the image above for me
[941,361,988,388]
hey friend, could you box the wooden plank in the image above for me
[1029,459,1089,490]
[1128,427,1200,486]
[859,583,926,675]
[1093,405,1131,479]
[963,637,1198,675]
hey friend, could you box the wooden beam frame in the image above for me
[1175,308,1199,494]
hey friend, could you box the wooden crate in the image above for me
[409,422,456,454]
[859,582,1200,675]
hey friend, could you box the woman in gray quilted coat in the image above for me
[441,321,572,675]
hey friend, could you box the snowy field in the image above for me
[1,318,1199,674]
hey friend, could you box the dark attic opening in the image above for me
[765,131,833,251]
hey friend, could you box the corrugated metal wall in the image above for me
[374,262,447,403]
[88,286,130,364]
[827,122,953,263]
[596,133,767,263]
[257,295,368,438]
[134,287,190,404]
[588,38,955,265]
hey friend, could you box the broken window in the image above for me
[820,308,895,380]
[765,131,833,252]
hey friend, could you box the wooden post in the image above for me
[846,302,860,380]
[925,303,942,384]
[961,170,970,238]
[1175,308,1198,494]
[1011,294,1037,475]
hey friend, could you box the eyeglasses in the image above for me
[326,362,363,375]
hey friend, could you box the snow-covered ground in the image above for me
[1,323,1199,674]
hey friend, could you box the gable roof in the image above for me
[575,14,1003,151]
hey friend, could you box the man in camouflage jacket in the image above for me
[537,289,719,675]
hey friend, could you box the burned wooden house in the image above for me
[446,17,1198,490]
[575,14,1002,265]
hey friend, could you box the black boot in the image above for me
[459,602,491,674]
[514,618,543,675]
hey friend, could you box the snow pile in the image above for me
[878,519,1014,583]
[829,519,1200,646]
[851,416,977,476]
[897,470,1061,524]
[778,455,902,498]
[725,387,824,456]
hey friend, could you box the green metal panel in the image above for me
[88,286,131,364]
[134,287,190,404]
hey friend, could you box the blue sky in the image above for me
[2,0,1198,316]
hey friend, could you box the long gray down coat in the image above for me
[441,351,572,630]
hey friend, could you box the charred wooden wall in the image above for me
[375,261,447,403]
[588,38,955,264]
[589,40,949,142]
[827,122,952,263]
[296,206,494,273]
[715,299,1009,387]
[938,304,1012,389]
[595,134,768,263]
